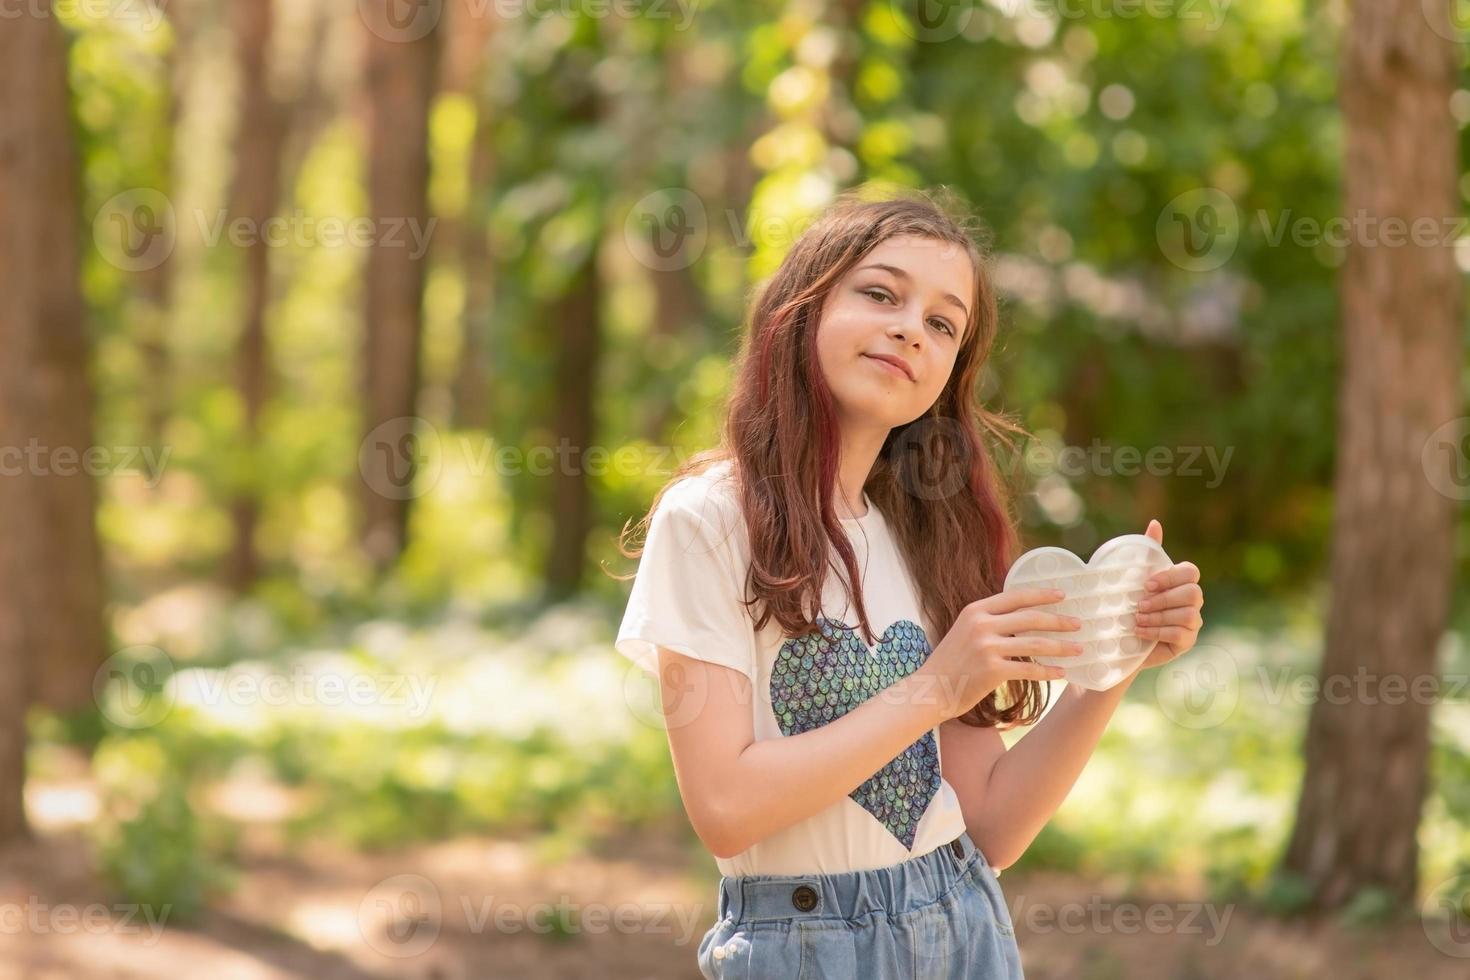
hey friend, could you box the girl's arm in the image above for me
[940,672,1137,871]
[657,645,951,859]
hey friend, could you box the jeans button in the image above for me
[791,884,818,912]
[949,838,965,860]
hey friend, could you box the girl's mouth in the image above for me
[863,353,914,382]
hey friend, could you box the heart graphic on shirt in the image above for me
[770,617,939,850]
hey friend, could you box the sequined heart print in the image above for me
[769,617,938,850]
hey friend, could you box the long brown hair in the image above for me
[615,186,1046,730]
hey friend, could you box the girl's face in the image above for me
[815,234,974,431]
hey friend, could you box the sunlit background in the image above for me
[0,0,1467,976]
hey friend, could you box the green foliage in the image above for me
[41,0,1470,943]
[1337,886,1405,929]
[1256,870,1315,918]
[90,736,238,923]
[95,780,237,924]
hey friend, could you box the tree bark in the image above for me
[135,0,193,481]
[0,7,106,834]
[359,16,442,568]
[31,12,108,716]
[442,0,498,432]
[542,252,602,600]
[225,0,286,592]
[540,74,602,601]
[1282,0,1462,910]
[451,114,495,433]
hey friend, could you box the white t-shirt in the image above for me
[615,458,967,876]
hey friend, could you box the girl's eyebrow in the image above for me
[854,262,970,321]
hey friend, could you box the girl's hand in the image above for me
[921,589,1086,722]
[1131,519,1204,671]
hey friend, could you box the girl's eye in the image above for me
[863,287,955,337]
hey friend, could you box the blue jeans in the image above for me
[696,830,1023,979]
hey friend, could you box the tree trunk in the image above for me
[32,13,108,716]
[542,252,602,600]
[136,0,193,482]
[441,0,498,432]
[0,6,106,835]
[1281,0,1462,910]
[641,260,706,441]
[359,15,441,569]
[451,107,495,433]
[225,0,285,592]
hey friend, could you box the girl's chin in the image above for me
[833,397,916,431]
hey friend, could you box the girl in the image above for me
[613,188,1205,979]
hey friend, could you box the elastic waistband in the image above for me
[716,831,987,925]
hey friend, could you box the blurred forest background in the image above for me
[0,0,1469,976]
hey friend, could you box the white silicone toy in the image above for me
[1001,533,1173,692]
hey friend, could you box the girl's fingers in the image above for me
[1007,660,1066,682]
[1133,624,1194,646]
[1145,560,1200,593]
[976,588,1065,615]
[989,608,1083,636]
[1134,605,1203,629]
[996,635,1085,658]
[1136,582,1202,613]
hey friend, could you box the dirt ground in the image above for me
[0,812,1462,980]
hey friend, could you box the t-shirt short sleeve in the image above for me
[615,480,757,684]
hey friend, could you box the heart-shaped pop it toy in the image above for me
[1002,533,1173,692]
